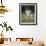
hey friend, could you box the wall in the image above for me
[0,0,46,45]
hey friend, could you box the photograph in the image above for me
[19,3,37,25]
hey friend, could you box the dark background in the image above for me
[21,5,35,13]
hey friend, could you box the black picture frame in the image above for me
[19,3,37,25]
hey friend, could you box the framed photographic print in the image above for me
[19,3,37,25]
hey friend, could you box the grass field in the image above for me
[21,15,35,23]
